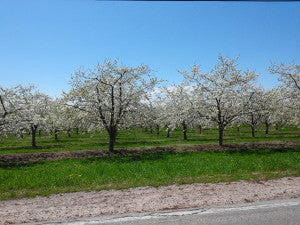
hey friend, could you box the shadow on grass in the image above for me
[81,147,300,164]
[0,140,174,151]
[0,145,66,151]
[236,135,300,140]
[0,142,110,151]
[0,160,46,169]
[225,147,300,155]
[81,152,172,164]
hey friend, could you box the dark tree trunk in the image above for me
[251,126,255,137]
[182,121,187,140]
[199,125,202,134]
[265,122,270,135]
[38,130,41,136]
[237,126,240,133]
[156,125,160,136]
[54,129,58,141]
[150,127,153,134]
[216,98,224,146]
[166,127,170,138]
[76,127,79,135]
[31,125,38,148]
[67,129,71,137]
[20,129,24,139]
[218,124,224,146]
[250,114,255,137]
[108,127,117,153]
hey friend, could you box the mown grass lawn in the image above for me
[1,126,300,154]
[1,147,299,200]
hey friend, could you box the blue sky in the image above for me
[0,0,299,97]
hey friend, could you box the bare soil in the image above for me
[0,177,299,224]
[1,140,300,163]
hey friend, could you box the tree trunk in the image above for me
[67,129,71,138]
[218,124,224,146]
[76,127,79,135]
[182,121,187,140]
[156,125,160,136]
[237,126,240,133]
[38,130,41,136]
[250,114,255,137]
[54,129,58,141]
[109,127,117,153]
[216,99,224,146]
[20,129,24,139]
[251,125,255,137]
[31,125,38,148]
[199,125,202,134]
[265,122,270,135]
[166,127,170,138]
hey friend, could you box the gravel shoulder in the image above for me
[1,176,299,225]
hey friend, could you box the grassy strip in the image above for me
[0,147,299,200]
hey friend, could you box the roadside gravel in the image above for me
[1,177,299,224]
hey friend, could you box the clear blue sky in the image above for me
[1,0,299,97]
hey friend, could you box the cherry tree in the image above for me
[180,56,258,145]
[46,99,66,141]
[0,85,49,144]
[269,63,300,127]
[240,87,284,136]
[65,59,160,152]
[163,84,198,140]
[242,87,274,137]
[61,102,91,135]
[137,89,166,136]
[61,105,86,137]
[14,87,50,147]
[241,89,263,137]
[269,63,300,92]
[0,86,21,135]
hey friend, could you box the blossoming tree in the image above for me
[65,59,160,152]
[180,56,258,145]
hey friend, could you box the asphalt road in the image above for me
[24,198,300,225]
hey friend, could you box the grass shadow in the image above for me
[0,145,66,151]
[225,147,300,155]
[81,152,171,164]
[0,160,46,169]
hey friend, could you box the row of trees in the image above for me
[1,57,299,151]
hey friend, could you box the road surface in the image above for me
[22,198,300,225]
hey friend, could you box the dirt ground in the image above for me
[1,140,300,163]
[0,176,299,224]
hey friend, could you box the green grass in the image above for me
[1,147,299,200]
[1,125,300,154]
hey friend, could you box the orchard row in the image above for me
[1,56,299,151]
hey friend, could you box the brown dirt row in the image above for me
[0,140,300,163]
